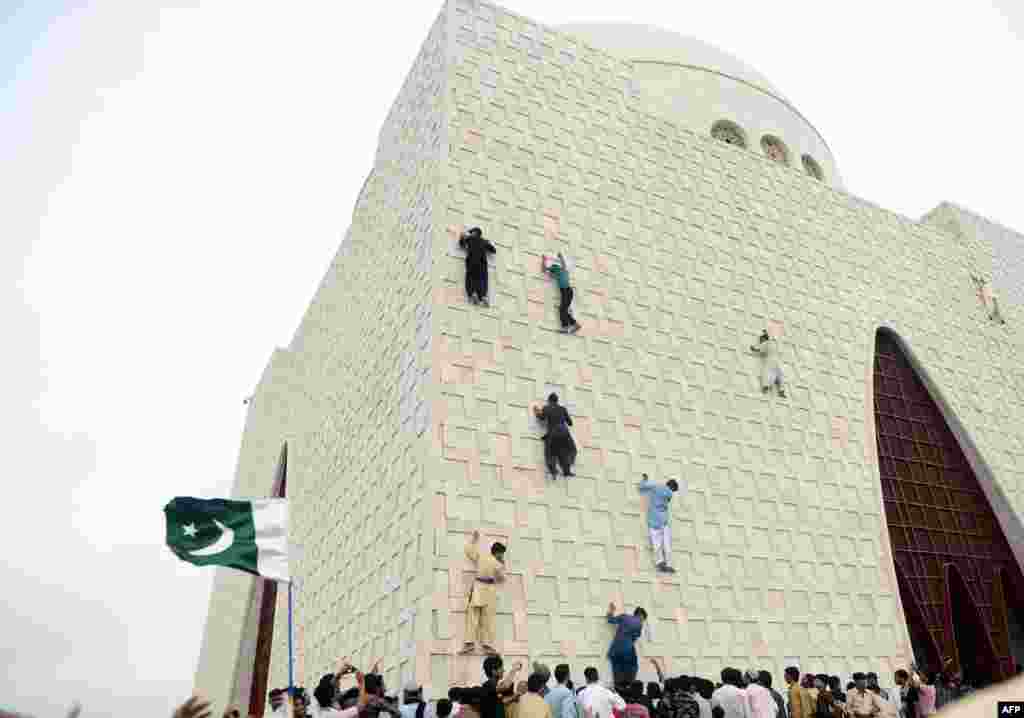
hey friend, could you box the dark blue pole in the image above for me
[288,579,294,692]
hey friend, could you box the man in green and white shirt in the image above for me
[541,252,580,333]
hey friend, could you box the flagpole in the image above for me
[287,579,294,692]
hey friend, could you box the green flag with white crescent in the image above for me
[164,497,290,582]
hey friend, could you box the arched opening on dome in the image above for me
[872,329,1022,684]
[946,563,1000,686]
[801,154,824,181]
[245,442,288,718]
[711,120,747,149]
[760,135,789,165]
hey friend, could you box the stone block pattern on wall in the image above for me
[423,0,1024,692]
[199,0,1024,705]
[263,6,448,694]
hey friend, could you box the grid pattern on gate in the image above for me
[873,331,1021,674]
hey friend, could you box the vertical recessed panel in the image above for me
[873,332,1023,683]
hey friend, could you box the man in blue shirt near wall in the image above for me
[637,473,682,573]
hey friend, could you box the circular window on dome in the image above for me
[801,154,824,181]
[711,120,747,149]
[760,135,789,165]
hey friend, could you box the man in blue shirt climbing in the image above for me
[541,252,580,333]
[637,473,682,573]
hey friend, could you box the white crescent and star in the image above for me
[183,519,235,557]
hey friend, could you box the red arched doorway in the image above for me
[893,562,943,671]
[945,563,1000,685]
[246,443,288,718]
[995,568,1024,675]
[872,330,1024,685]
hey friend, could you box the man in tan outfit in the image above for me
[460,529,507,655]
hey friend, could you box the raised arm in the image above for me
[497,661,524,692]
[637,474,654,493]
[459,233,470,251]
[557,252,567,269]
[465,529,481,562]
[606,601,622,624]
[534,404,547,422]
[647,657,665,685]
[484,239,497,254]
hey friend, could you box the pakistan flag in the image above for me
[164,497,290,582]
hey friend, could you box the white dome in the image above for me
[558,22,841,188]
[557,23,790,103]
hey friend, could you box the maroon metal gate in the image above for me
[873,331,1023,683]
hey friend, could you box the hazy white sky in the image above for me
[2,1,1022,716]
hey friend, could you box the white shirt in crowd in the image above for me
[694,694,712,718]
[578,682,626,718]
[711,684,750,718]
[745,683,777,718]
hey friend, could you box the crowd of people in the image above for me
[172,651,1002,718]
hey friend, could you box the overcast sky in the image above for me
[2,1,1022,716]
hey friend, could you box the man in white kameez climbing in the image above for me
[751,330,786,398]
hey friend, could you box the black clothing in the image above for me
[558,286,576,328]
[539,403,576,476]
[460,234,496,301]
[455,678,512,718]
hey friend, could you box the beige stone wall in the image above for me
[428,0,1024,690]
[198,0,1024,704]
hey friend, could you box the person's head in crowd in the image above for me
[647,682,662,701]
[365,674,386,698]
[814,675,827,691]
[712,707,725,718]
[403,682,424,705]
[533,662,551,687]
[846,682,855,692]
[666,479,679,493]
[484,655,505,681]
[784,668,800,686]
[491,541,507,563]
[627,682,644,703]
[721,668,742,688]
[758,671,773,689]
[744,671,760,689]
[528,673,547,694]
[800,674,815,689]
[516,680,529,697]
[548,393,559,405]
[315,674,338,709]
[633,607,648,623]
[555,664,571,686]
[698,678,715,701]
[270,688,286,711]
[339,688,361,710]
[894,670,909,687]
[584,667,599,685]
[852,673,867,692]
[437,699,453,718]
[866,672,880,690]
[828,677,841,693]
